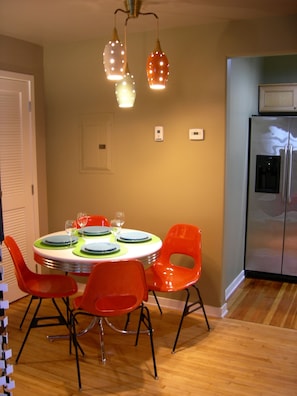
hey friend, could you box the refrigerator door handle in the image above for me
[282,145,288,202]
[287,144,293,203]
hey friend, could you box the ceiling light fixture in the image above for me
[103,0,169,108]
[115,64,136,108]
[103,25,125,81]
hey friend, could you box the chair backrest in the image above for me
[159,224,202,273]
[4,235,32,293]
[76,260,148,316]
[76,215,110,228]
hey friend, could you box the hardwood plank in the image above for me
[6,294,297,395]
[227,278,297,330]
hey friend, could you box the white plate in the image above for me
[81,242,120,255]
[78,226,111,236]
[117,231,151,243]
[43,235,78,246]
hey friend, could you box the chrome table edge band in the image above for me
[36,250,160,273]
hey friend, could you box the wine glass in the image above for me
[115,211,125,229]
[110,212,125,241]
[110,218,120,241]
[65,219,76,246]
[77,212,88,237]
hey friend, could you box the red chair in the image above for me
[4,235,78,363]
[145,224,210,352]
[75,215,110,228]
[70,259,158,389]
[73,214,110,277]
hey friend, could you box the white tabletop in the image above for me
[33,228,162,274]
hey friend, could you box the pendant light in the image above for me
[115,64,136,108]
[146,39,169,90]
[115,19,136,108]
[103,0,170,106]
[103,26,125,81]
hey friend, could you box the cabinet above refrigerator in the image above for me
[259,84,297,114]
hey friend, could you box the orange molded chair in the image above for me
[70,259,158,389]
[145,224,210,352]
[75,215,110,228]
[4,235,78,363]
[73,214,110,277]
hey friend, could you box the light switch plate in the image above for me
[155,126,164,141]
[189,128,204,140]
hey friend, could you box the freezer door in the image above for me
[245,117,287,274]
[282,117,297,276]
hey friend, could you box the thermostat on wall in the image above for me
[189,128,204,140]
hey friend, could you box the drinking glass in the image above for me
[115,211,125,229]
[77,212,88,237]
[65,219,76,246]
[110,218,120,241]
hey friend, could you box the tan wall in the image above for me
[1,14,296,308]
[0,35,48,236]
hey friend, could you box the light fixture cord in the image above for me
[139,11,159,40]
[113,8,160,41]
[124,17,129,72]
[111,7,161,69]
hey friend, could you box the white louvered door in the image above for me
[0,71,39,302]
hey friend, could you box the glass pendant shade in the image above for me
[115,67,136,108]
[146,39,169,90]
[103,28,125,81]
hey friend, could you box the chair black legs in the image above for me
[150,285,210,353]
[19,295,37,329]
[135,303,158,380]
[16,298,70,363]
[152,291,163,314]
[70,311,87,390]
[172,284,210,353]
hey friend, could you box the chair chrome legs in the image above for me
[98,317,106,363]
[71,305,158,390]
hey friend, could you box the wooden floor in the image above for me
[6,281,297,395]
[227,277,297,329]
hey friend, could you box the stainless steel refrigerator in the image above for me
[245,115,297,279]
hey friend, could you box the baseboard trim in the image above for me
[147,294,227,318]
[77,282,227,318]
[225,270,245,301]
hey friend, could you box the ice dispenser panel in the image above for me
[255,155,281,193]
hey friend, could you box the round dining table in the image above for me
[33,227,162,341]
[33,227,162,274]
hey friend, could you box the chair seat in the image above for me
[145,264,200,292]
[27,274,77,298]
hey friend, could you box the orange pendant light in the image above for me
[146,39,169,90]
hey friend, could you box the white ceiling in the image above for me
[1,0,297,46]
